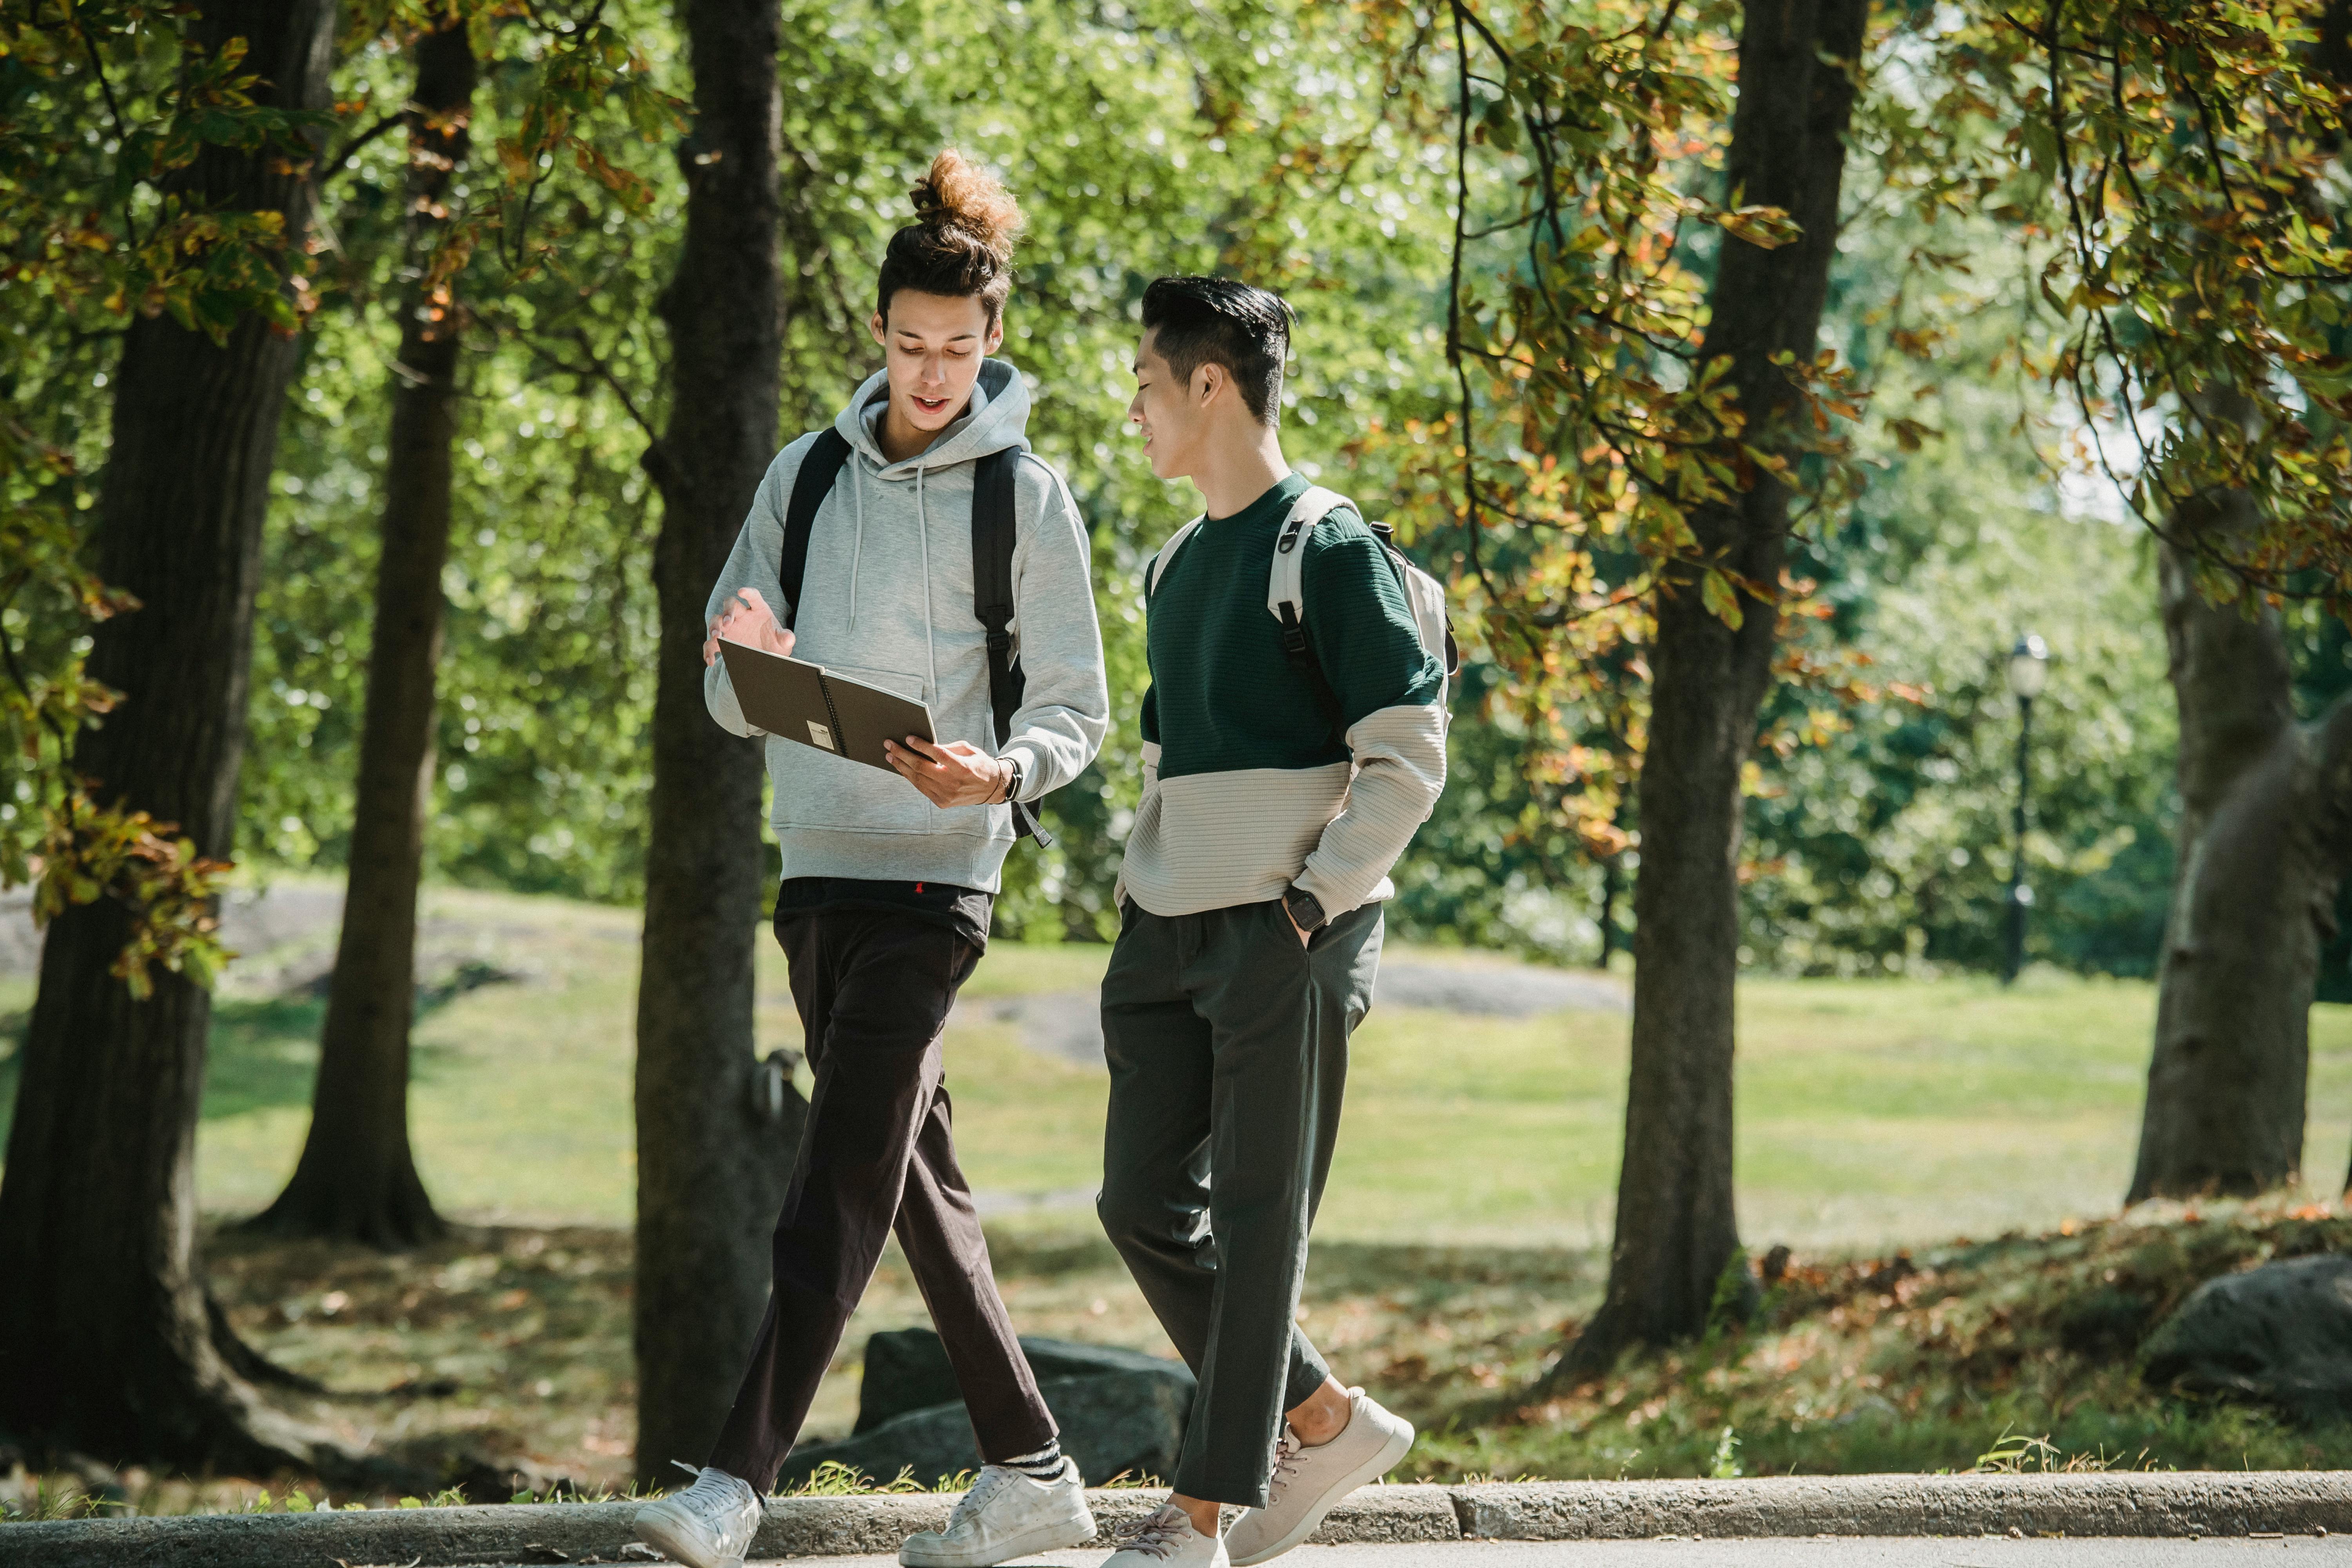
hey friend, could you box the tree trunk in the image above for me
[246,20,476,1250]
[1558,0,1867,1378]
[1598,854,1622,969]
[632,0,800,1481]
[0,0,357,1470]
[2125,492,2352,1201]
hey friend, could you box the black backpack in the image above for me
[774,428,1051,847]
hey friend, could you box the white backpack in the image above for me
[1147,485,1459,735]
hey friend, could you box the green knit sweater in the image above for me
[1117,472,1447,917]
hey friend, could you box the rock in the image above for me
[788,1329,1196,1492]
[2140,1253,2352,1421]
[782,1368,1191,1491]
[855,1329,1194,1434]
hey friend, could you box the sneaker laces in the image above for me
[945,1465,1017,1529]
[665,1461,752,1534]
[1264,1432,1305,1504]
[1116,1504,1200,1560]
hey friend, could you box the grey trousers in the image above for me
[1097,895,1383,1506]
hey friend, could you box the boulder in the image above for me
[855,1329,1195,1434]
[2140,1253,2352,1422]
[780,1368,1192,1492]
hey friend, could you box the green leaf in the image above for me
[1701,568,1744,629]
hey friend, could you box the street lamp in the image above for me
[2002,633,2049,985]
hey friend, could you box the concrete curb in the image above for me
[5,1474,2350,1565]
[1448,1473,2352,1540]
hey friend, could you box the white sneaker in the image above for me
[900,1457,1099,1568]
[1223,1389,1414,1566]
[1099,1503,1228,1568]
[633,1464,763,1568]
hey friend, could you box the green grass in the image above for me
[1393,1198,2352,1483]
[22,1197,2347,1515]
[8,881,2351,1508]
[805,948,2352,1251]
[4,884,2348,1251]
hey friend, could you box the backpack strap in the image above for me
[1145,517,1206,596]
[972,448,1052,848]
[777,428,853,632]
[1266,486,1354,747]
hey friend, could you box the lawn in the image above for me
[40,1194,2352,1516]
[5,883,2352,1512]
[7,880,2347,1248]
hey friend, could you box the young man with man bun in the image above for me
[633,151,1109,1568]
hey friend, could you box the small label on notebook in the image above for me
[807,721,835,751]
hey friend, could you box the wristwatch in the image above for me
[1282,884,1327,934]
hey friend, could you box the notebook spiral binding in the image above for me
[817,673,847,755]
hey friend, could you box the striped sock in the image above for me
[1000,1440,1064,1480]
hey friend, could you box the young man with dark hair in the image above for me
[1093,276,1448,1568]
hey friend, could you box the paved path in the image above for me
[961,960,1625,1072]
[20,1478,2352,1568]
[754,1543,2348,1568]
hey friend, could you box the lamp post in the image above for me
[2002,633,2049,985]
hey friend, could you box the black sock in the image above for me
[1000,1440,1064,1480]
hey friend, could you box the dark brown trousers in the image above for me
[704,906,1056,1489]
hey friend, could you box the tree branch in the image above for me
[1447,0,1491,597]
[317,111,405,188]
[72,16,141,249]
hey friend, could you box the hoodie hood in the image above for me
[830,358,1034,636]
[836,356,1033,475]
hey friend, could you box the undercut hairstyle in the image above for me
[1141,275,1293,426]
[877,150,1026,326]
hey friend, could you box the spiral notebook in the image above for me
[717,637,935,773]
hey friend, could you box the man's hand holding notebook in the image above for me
[704,587,794,665]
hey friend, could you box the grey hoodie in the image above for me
[704,359,1109,892]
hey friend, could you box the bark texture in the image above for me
[247,20,476,1250]
[2125,493,2352,1202]
[0,0,353,1469]
[632,0,802,1481]
[1561,0,1868,1376]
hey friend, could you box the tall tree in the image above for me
[2126,501,2352,1200]
[247,16,477,1249]
[0,0,355,1468]
[631,0,799,1481]
[1959,0,2352,1195]
[1564,0,1868,1370]
[1365,0,1873,1365]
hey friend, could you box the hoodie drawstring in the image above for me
[848,455,867,628]
[914,463,939,704]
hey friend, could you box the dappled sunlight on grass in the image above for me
[1401,1196,2352,1483]
[18,1198,2347,1511]
[9,888,2352,1508]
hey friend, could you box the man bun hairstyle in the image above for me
[1141,275,1293,426]
[877,150,1026,326]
